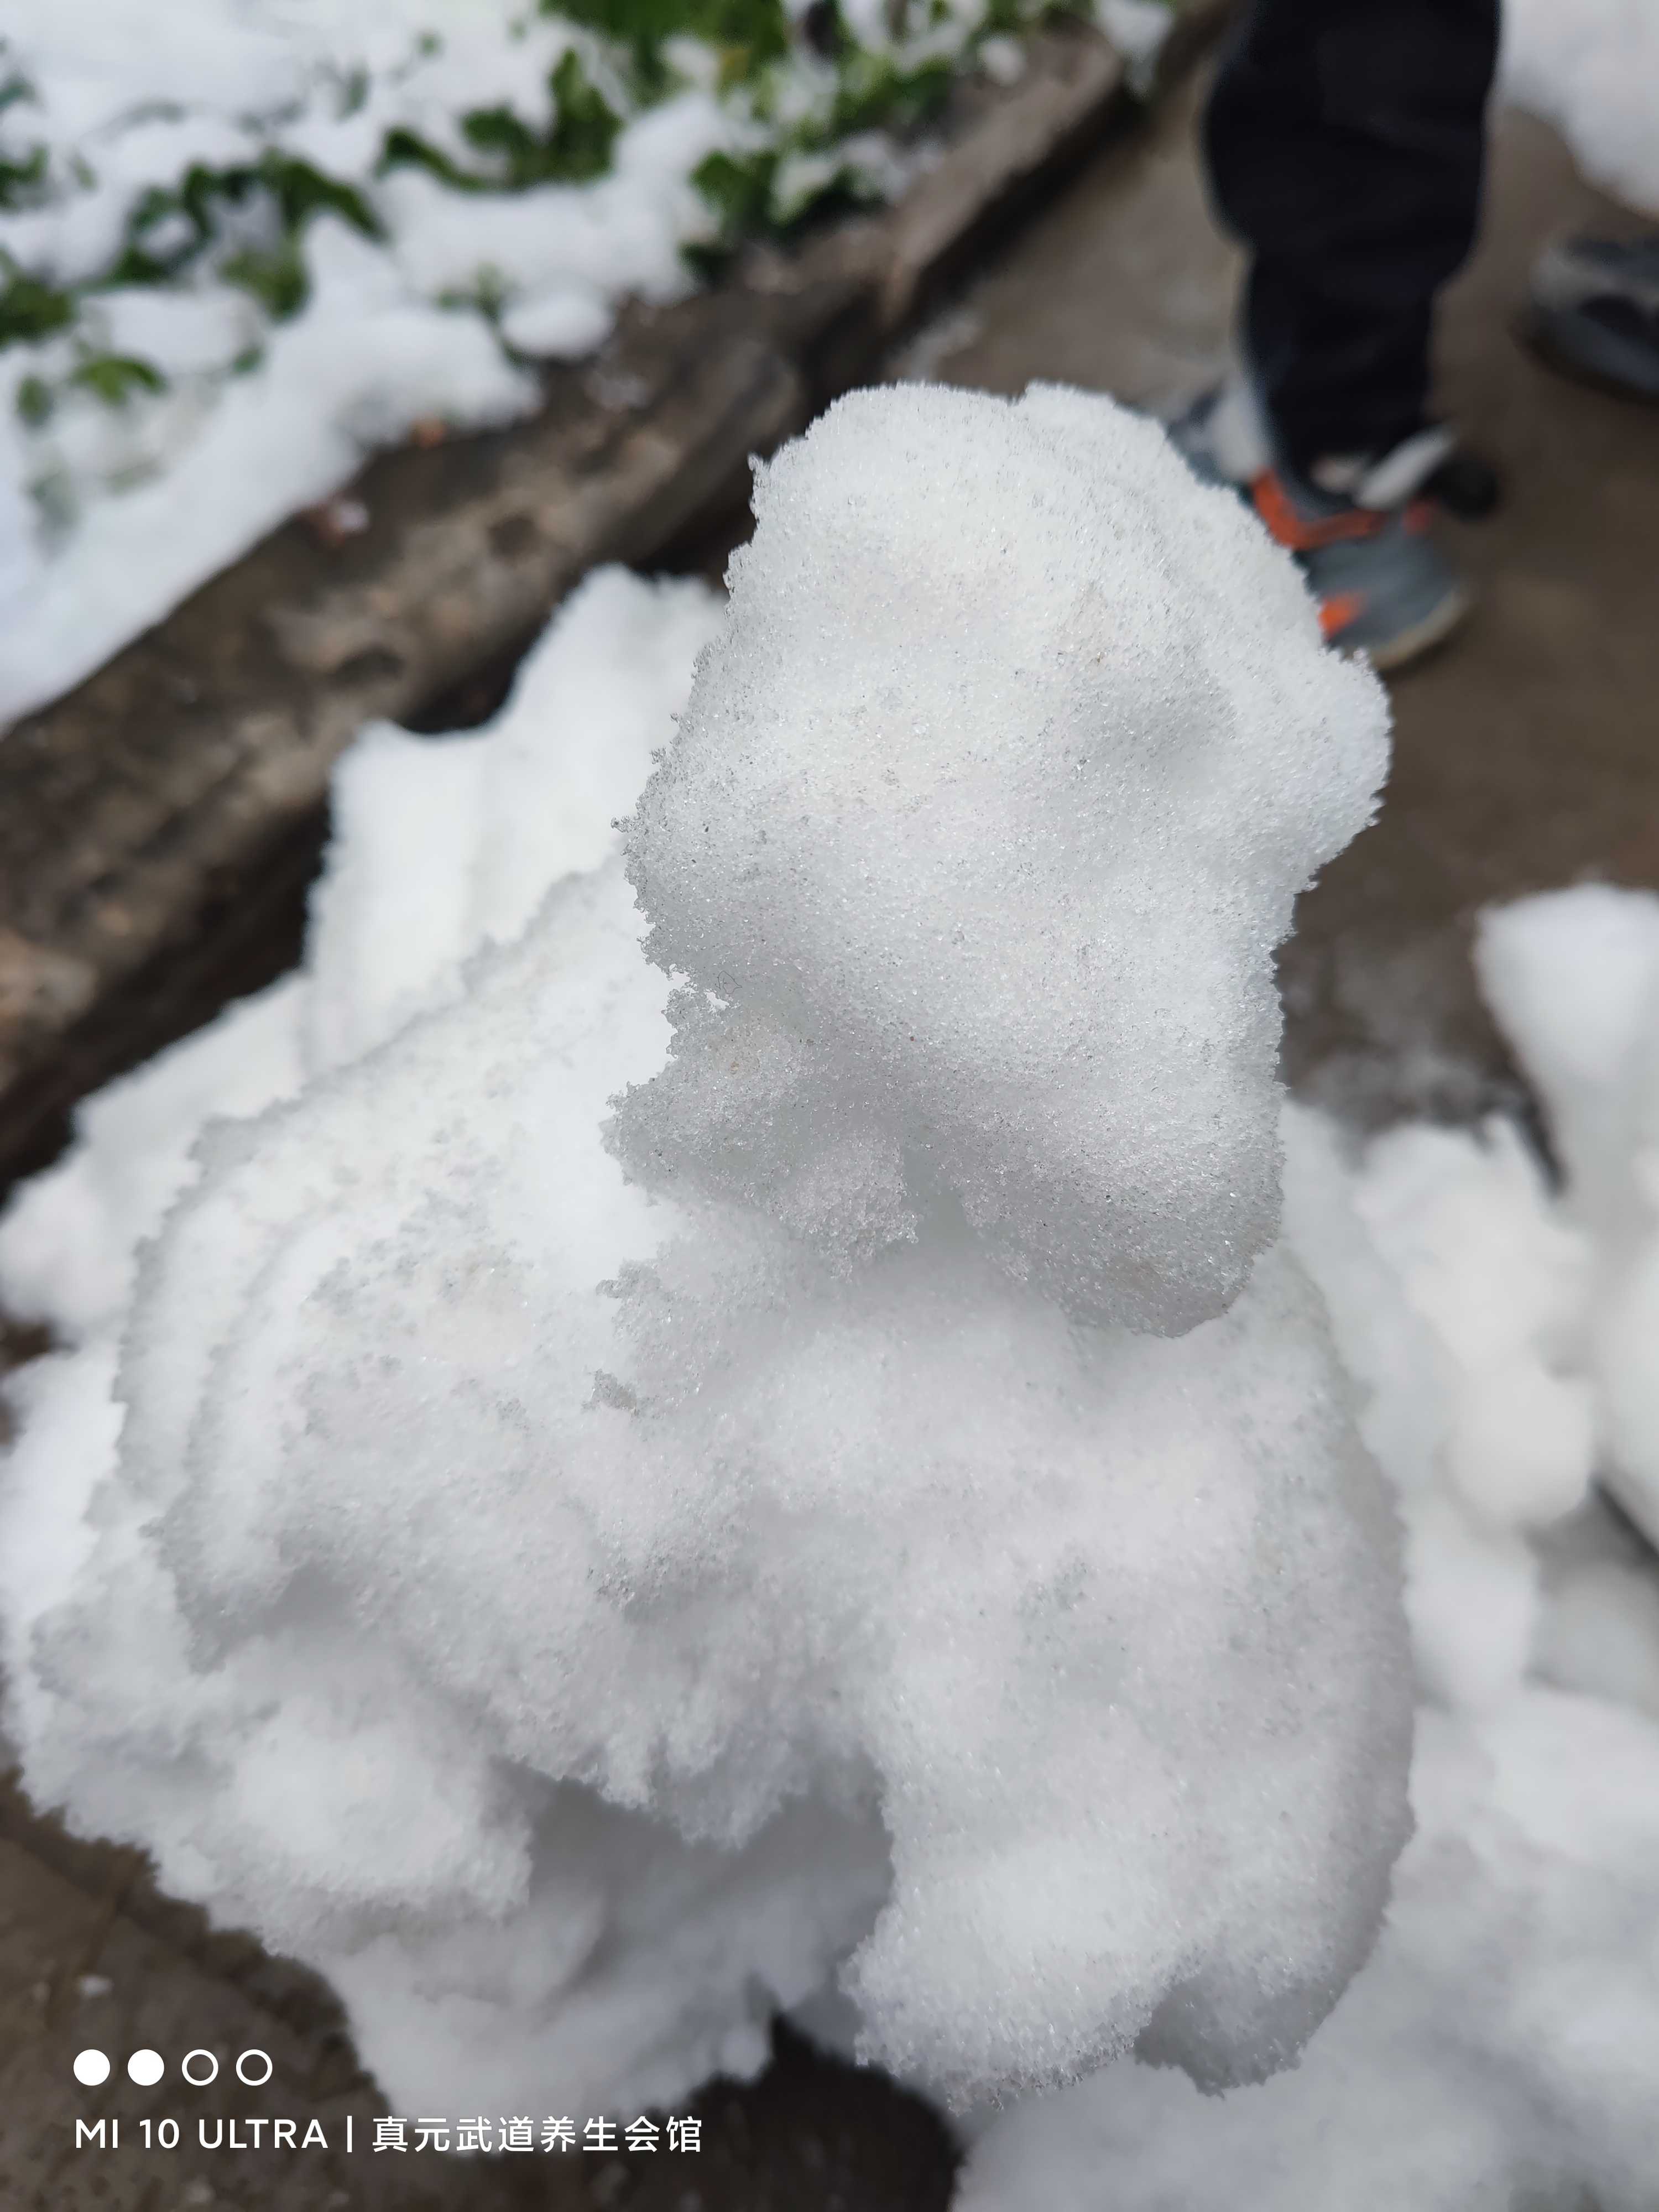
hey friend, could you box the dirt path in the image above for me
[917,74,1659,1126]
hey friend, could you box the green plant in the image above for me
[380,50,621,191]
[221,239,309,320]
[0,139,46,209]
[15,372,52,425]
[107,152,381,291]
[0,69,49,209]
[69,353,168,405]
[0,263,74,346]
[544,0,790,95]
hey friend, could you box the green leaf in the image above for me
[380,52,619,191]
[0,140,46,210]
[692,145,778,235]
[337,64,369,119]
[460,105,542,170]
[258,150,382,239]
[542,0,789,84]
[105,150,379,299]
[820,49,952,140]
[543,49,622,181]
[378,125,478,191]
[68,353,168,406]
[15,372,53,426]
[222,238,309,320]
[0,265,74,348]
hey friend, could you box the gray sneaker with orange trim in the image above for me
[1248,460,1472,670]
[1168,380,1472,671]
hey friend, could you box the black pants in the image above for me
[1205,0,1500,471]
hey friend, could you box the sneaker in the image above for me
[1168,374,1501,518]
[1248,461,1472,670]
[1167,373,1275,490]
[1526,234,1659,404]
[1168,382,1472,669]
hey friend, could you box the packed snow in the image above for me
[616,382,1389,1333]
[0,384,1420,2119]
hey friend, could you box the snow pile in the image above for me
[1503,0,1659,215]
[0,0,1056,727]
[0,560,724,1338]
[956,1689,1659,2212]
[0,383,1411,2120]
[1478,888,1659,1554]
[955,883,1659,2212]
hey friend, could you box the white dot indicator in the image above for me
[73,2049,111,2086]
[127,2048,165,2086]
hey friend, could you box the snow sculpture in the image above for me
[0,384,1409,2119]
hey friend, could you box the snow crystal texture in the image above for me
[618,383,1389,1332]
[1,385,1408,2120]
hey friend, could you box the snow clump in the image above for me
[1503,0,1659,215]
[617,383,1390,1332]
[955,884,1659,2212]
[1,384,1411,2121]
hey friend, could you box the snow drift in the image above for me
[0,383,1413,2119]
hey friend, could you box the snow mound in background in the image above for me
[0,385,1413,2119]
[1503,0,1659,214]
[955,1692,1659,2212]
[1478,887,1659,1551]
[955,884,1659,2212]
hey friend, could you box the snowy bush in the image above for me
[0,383,1421,2121]
[0,0,1157,722]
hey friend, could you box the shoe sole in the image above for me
[1346,581,1474,674]
[1518,306,1659,408]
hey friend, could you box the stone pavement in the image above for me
[4,53,1658,2212]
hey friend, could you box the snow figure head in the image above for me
[0,386,1408,2131]
[617,384,1387,1331]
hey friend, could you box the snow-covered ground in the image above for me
[2,384,1657,2200]
[0,0,1141,727]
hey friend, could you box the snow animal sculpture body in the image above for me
[0,384,1412,2120]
